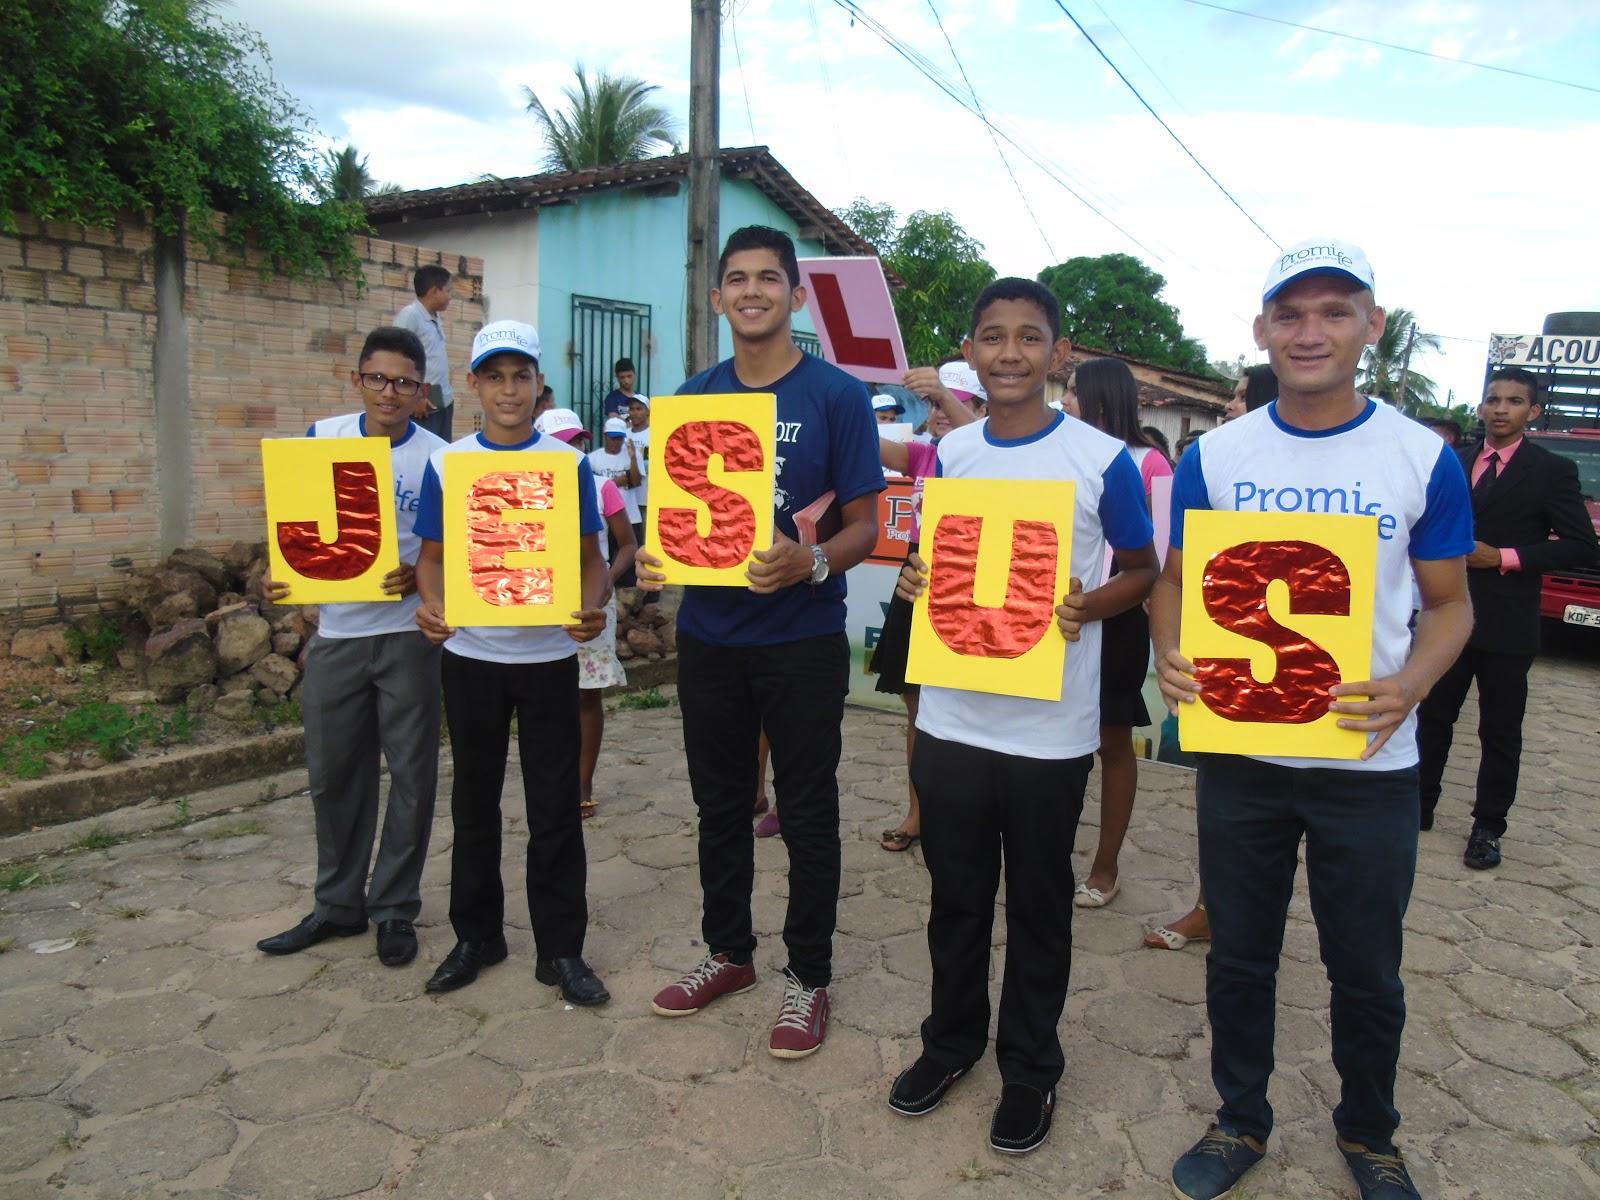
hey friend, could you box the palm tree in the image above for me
[1359,307,1443,411]
[523,66,682,173]
[319,145,402,202]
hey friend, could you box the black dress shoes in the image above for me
[375,919,417,967]
[257,912,365,955]
[1464,824,1502,870]
[425,937,509,993]
[535,956,610,1006]
[989,1083,1055,1155]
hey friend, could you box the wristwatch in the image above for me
[808,544,830,585]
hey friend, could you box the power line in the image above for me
[826,0,1164,261]
[1051,0,1280,249]
[924,0,1058,261]
[1180,0,1600,97]
[725,1,757,144]
[1089,0,1190,115]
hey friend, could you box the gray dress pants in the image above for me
[301,629,442,923]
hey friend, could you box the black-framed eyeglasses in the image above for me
[359,372,423,397]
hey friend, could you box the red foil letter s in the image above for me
[927,515,1058,658]
[659,421,763,568]
[1196,540,1349,723]
[466,471,555,607]
[276,461,383,580]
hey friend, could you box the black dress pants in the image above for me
[441,651,587,957]
[677,629,849,990]
[910,731,1091,1092]
[1416,645,1534,838]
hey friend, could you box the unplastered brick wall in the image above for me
[0,212,484,622]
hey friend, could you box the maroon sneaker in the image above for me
[651,953,758,1017]
[769,969,829,1059]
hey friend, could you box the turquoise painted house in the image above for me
[368,147,874,430]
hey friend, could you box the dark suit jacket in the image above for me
[1461,437,1599,655]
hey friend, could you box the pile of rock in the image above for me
[126,544,313,719]
[6,543,314,721]
[613,590,675,662]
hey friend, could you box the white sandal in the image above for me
[1073,880,1121,909]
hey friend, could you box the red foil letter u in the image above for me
[927,514,1059,658]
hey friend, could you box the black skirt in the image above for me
[870,543,918,695]
[1099,601,1152,728]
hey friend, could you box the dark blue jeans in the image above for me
[1197,753,1418,1151]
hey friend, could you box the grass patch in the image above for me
[260,697,302,731]
[65,617,125,667]
[0,937,14,954]
[613,687,671,711]
[74,825,123,851]
[0,701,195,780]
[0,866,51,892]
[175,796,192,825]
[113,906,149,920]
[70,927,94,947]
[206,820,265,840]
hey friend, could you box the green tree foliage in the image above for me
[1358,307,1443,411]
[1037,254,1211,374]
[838,199,997,366]
[0,0,366,280]
[524,66,682,173]
[319,145,401,203]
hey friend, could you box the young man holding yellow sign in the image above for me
[257,327,447,969]
[412,321,611,1005]
[1151,240,1474,1200]
[637,226,883,1059]
[888,279,1157,1155]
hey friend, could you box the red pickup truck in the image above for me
[1529,428,1600,628]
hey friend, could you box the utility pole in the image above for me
[686,0,721,376]
[1395,321,1418,415]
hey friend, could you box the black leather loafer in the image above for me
[990,1083,1054,1155]
[424,937,509,993]
[535,956,610,1006]
[257,912,366,955]
[888,1056,969,1117]
[375,919,417,967]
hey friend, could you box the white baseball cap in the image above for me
[534,407,586,443]
[937,362,986,402]
[872,395,906,414]
[470,320,542,371]
[603,417,629,436]
[1262,238,1375,303]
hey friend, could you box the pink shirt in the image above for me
[906,440,939,542]
[1471,438,1522,572]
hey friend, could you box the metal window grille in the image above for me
[570,295,652,433]
[794,332,822,358]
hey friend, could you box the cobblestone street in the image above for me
[2,647,1598,1199]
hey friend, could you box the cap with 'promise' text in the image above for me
[534,407,586,443]
[1262,238,1374,303]
[470,321,542,371]
[937,362,987,401]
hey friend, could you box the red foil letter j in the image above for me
[927,514,1059,658]
[658,421,764,568]
[276,461,383,580]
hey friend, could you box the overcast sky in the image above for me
[229,0,1600,405]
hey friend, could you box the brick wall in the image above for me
[0,213,485,622]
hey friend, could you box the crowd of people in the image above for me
[252,227,1594,1200]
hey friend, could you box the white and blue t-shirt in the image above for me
[915,412,1155,761]
[414,430,603,664]
[304,413,446,640]
[675,352,886,647]
[1171,398,1474,773]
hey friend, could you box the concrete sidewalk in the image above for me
[1,656,1597,1198]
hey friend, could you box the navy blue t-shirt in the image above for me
[676,352,885,647]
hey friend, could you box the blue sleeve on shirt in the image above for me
[830,376,889,505]
[1410,441,1475,560]
[575,456,602,536]
[413,461,444,543]
[1099,449,1155,550]
[305,423,317,438]
[1168,443,1212,550]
